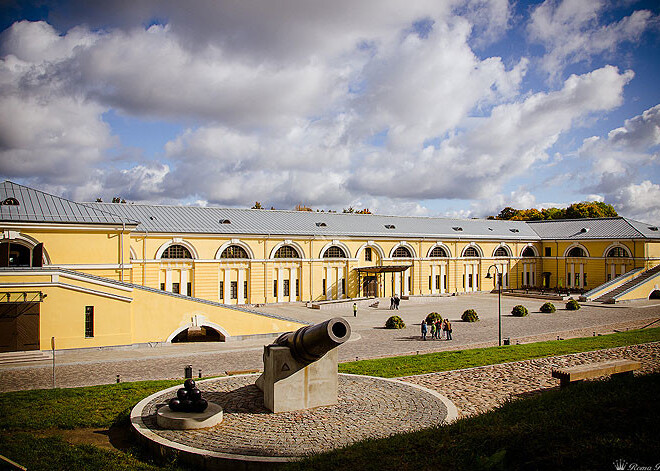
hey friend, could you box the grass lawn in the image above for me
[284,373,660,471]
[338,326,660,377]
[1,330,658,470]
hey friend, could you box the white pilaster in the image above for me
[224,269,231,302]
[238,269,245,304]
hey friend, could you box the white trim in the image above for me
[129,246,137,260]
[0,269,134,292]
[520,243,539,257]
[0,282,133,302]
[155,239,199,259]
[0,232,52,265]
[563,243,590,258]
[319,240,352,259]
[269,241,306,259]
[461,242,483,258]
[355,242,385,261]
[389,241,417,258]
[427,242,452,258]
[492,242,513,258]
[215,240,255,260]
[602,242,633,258]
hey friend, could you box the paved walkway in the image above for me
[403,341,660,417]
[1,294,659,392]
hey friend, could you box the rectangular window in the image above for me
[341,278,346,295]
[295,279,299,297]
[583,273,587,286]
[322,279,326,296]
[567,273,571,287]
[244,281,248,300]
[365,247,372,261]
[463,274,465,288]
[85,306,94,338]
[283,279,290,297]
[274,280,278,297]
[607,273,612,281]
[429,276,432,290]
[172,282,180,294]
[408,276,411,292]
[219,281,224,299]
[187,282,192,296]
[230,281,238,299]
[160,282,165,291]
[468,274,473,288]
[575,273,580,287]
[545,247,551,257]
[443,274,447,289]
[525,272,530,286]
[435,274,440,290]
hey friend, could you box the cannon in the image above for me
[273,317,350,363]
[256,318,351,413]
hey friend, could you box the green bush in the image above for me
[566,299,581,311]
[425,312,443,324]
[540,302,556,313]
[511,305,529,317]
[461,309,479,322]
[385,315,406,329]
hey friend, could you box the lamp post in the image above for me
[485,265,502,346]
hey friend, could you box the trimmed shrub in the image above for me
[461,309,479,322]
[540,302,556,313]
[385,315,406,329]
[511,305,529,317]
[426,312,443,324]
[566,299,581,311]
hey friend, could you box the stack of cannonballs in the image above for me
[168,379,208,413]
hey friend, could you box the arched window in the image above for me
[429,246,447,258]
[161,244,192,259]
[463,247,480,258]
[522,247,536,257]
[607,247,629,258]
[393,246,412,258]
[324,246,347,258]
[220,245,249,259]
[494,247,509,257]
[274,245,300,259]
[567,247,586,257]
[2,197,19,206]
[0,242,31,267]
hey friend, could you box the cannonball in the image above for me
[188,387,202,401]
[180,399,193,412]
[168,398,182,412]
[192,398,208,413]
[177,388,189,401]
[184,379,196,390]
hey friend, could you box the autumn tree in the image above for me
[251,201,263,209]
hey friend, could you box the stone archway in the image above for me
[650,290,660,300]
[171,325,225,343]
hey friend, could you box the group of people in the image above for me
[421,319,452,341]
[389,295,400,310]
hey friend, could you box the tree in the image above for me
[511,208,543,220]
[251,202,263,209]
[295,203,313,211]
[95,197,103,202]
[356,208,372,214]
[497,207,519,220]
[342,207,355,213]
[491,201,618,221]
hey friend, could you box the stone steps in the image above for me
[0,350,53,365]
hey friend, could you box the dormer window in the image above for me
[316,222,327,227]
[580,227,589,233]
[452,226,463,231]
[384,224,395,229]
[149,216,156,220]
[649,226,658,231]
[509,228,520,233]
[2,197,19,205]
[219,219,231,224]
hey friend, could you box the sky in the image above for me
[0,0,659,223]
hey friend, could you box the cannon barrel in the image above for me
[274,317,351,363]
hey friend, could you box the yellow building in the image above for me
[1,181,659,352]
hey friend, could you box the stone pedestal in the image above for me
[156,403,223,430]
[256,345,338,413]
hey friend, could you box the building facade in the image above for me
[2,181,660,351]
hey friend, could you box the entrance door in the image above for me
[0,303,40,352]
[362,276,377,297]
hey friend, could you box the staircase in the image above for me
[0,350,52,365]
[594,264,660,302]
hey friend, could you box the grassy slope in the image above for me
[284,373,660,471]
[338,327,660,377]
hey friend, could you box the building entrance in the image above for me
[362,276,377,297]
[0,302,40,352]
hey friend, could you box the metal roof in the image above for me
[86,202,541,240]
[526,217,660,240]
[0,181,135,226]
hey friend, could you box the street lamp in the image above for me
[485,265,502,346]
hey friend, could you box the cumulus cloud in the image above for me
[528,0,657,79]
[610,181,660,224]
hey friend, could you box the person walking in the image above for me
[394,295,400,310]
[390,296,395,310]
[430,321,436,339]
[445,319,452,340]
[353,303,357,317]
[436,320,443,340]
[421,320,428,340]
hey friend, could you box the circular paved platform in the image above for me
[131,373,457,467]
